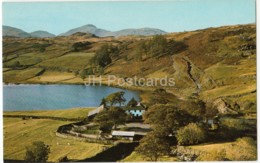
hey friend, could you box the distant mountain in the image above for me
[112,28,167,37]
[3,24,167,38]
[30,30,55,38]
[59,24,167,37]
[3,26,55,38]
[3,26,31,38]
[59,24,110,37]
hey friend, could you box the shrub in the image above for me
[197,149,226,161]
[136,132,171,161]
[72,41,91,51]
[176,123,206,145]
[227,137,257,161]
[90,44,119,68]
[58,155,69,162]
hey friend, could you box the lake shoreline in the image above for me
[3,79,155,105]
[4,84,141,111]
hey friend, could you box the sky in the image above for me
[2,0,256,35]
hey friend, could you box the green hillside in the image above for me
[3,24,256,114]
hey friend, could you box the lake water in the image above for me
[3,84,140,111]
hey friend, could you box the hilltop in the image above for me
[3,26,31,38]
[3,24,256,114]
[30,30,56,38]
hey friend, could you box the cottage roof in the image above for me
[111,131,135,137]
[123,106,145,111]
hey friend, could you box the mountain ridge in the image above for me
[59,24,167,37]
[3,24,167,38]
[3,25,56,38]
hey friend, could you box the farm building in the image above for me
[87,103,146,120]
[111,131,135,141]
[123,104,146,119]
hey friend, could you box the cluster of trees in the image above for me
[94,91,130,132]
[72,41,91,52]
[136,131,171,161]
[32,43,51,53]
[104,91,126,106]
[137,104,207,161]
[78,68,94,79]
[94,92,140,132]
[91,44,119,68]
[94,106,127,131]
[133,35,187,61]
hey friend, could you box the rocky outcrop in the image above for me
[212,98,237,114]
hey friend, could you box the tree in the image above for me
[91,44,113,68]
[94,107,127,131]
[167,39,187,54]
[100,98,107,107]
[144,104,195,136]
[93,110,113,132]
[72,41,91,51]
[79,68,94,79]
[13,61,21,68]
[105,91,126,106]
[132,40,149,61]
[109,107,128,129]
[148,35,167,57]
[24,141,50,162]
[176,123,206,145]
[136,132,171,161]
[127,97,138,107]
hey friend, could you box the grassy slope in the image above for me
[3,68,44,83]
[3,108,104,162]
[3,107,94,119]
[188,138,257,161]
[121,152,178,162]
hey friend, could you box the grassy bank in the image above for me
[3,108,106,162]
[3,107,94,119]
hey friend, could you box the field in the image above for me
[122,152,178,162]
[189,137,257,161]
[3,68,44,83]
[3,108,106,162]
[3,107,94,119]
[38,52,95,70]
